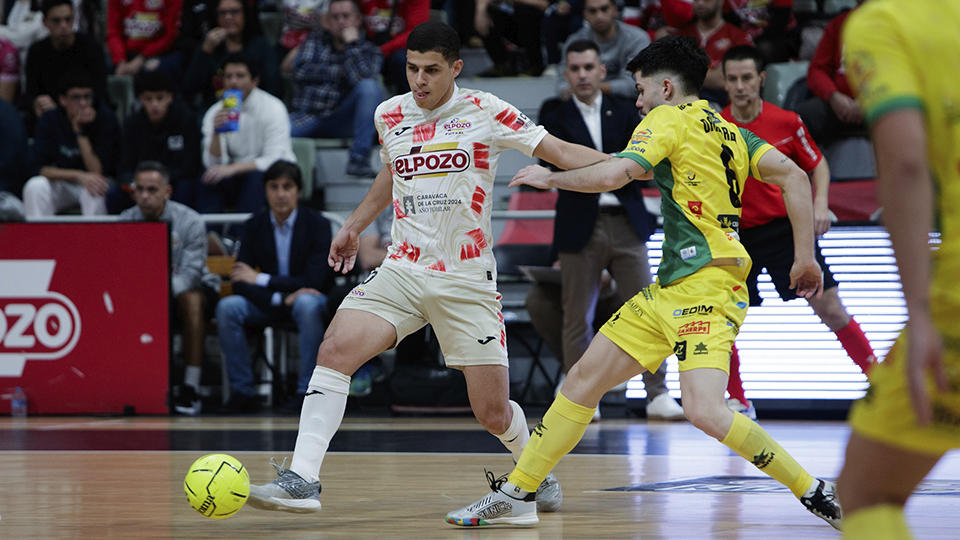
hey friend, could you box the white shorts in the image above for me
[339,261,508,368]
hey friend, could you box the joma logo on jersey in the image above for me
[678,321,710,336]
[393,149,470,178]
[673,305,713,317]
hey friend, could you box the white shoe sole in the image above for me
[247,495,321,513]
[447,514,539,527]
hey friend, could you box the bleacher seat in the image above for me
[259,12,282,47]
[823,137,876,181]
[107,74,136,125]
[762,61,809,109]
[290,137,316,201]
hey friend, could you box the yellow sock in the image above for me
[507,392,595,492]
[721,412,815,497]
[844,505,912,540]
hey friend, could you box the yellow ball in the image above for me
[184,453,250,519]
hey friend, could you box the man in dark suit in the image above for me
[530,39,684,420]
[217,160,334,414]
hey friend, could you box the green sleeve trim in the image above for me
[865,96,925,125]
[737,127,767,160]
[616,152,654,173]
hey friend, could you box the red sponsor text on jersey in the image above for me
[678,320,711,336]
[393,148,471,178]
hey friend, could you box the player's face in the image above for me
[406,50,463,111]
[692,0,721,21]
[583,0,616,35]
[265,175,300,218]
[133,171,171,220]
[139,90,174,125]
[564,49,606,104]
[223,63,259,97]
[723,59,764,111]
[634,72,666,115]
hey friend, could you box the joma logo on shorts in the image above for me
[673,305,712,317]
[393,149,470,178]
[678,321,710,336]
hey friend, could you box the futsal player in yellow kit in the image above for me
[837,2,960,539]
[446,35,843,530]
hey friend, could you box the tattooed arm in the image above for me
[509,156,650,192]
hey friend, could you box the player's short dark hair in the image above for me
[406,21,460,64]
[625,35,710,96]
[264,160,303,192]
[57,67,95,97]
[135,160,171,184]
[722,45,765,75]
[41,0,72,16]
[135,70,176,96]
[222,52,261,80]
[565,39,601,59]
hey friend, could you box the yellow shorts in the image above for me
[338,260,508,368]
[849,330,960,456]
[599,266,750,375]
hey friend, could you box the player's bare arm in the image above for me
[756,148,823,299]
[874,108,949,425]
[329,165,393,274]
[510,155,648,192]
[810,159,832,236]
[531,133,609,171]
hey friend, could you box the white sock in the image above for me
[496,400,530,462]
[184,365,201,391]
[290,366,351,483]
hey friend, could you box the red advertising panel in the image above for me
[0,223,169,414]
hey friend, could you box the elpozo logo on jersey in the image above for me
[394,148,471,179]
[0,261,81,378]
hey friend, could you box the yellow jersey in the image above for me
[617,99,773,285]
[844,0,960,335]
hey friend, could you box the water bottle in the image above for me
[11,386,27,418]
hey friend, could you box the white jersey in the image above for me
[375,85,547,281]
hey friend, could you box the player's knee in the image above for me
[682,400,727,439]
[22,176,50,200]
[473,401,511,434]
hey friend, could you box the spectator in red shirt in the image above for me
[106,0,184,77]
[794,1,866,146]
[676,0,751,105]
[0,35,20,103]
[719,45,875,418]
[360,0,428,94]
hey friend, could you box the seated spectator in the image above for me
[23,68,120,218]
[182,0,280,112]
[541,0,582,69]
[276,0,326,61]
[118,161,221,415]
[795,0,866,146]
[0,98,29,221]
[676,0,751,105]
[360,0,428,94]
[0,35,19,103]
[0,0,49,62]
[557,0,650,101]
[108,71,202,213]
[26,0,108,124]
[289,0,381,178]
[216,160,334,414]
[106,0,184,77]
[723,0,797,64]
[474,0,548,77]
[199,53,295,213]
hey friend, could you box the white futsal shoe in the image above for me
[247,458,321,513]
[536,472,562,512]
[726,398,758,421]
[446,471,537,527]
[646,393,686,421]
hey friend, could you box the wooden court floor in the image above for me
[1,415,959,539]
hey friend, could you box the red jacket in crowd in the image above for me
[106,0,183,65]
[806,8,855,102]
[360,0,429,59]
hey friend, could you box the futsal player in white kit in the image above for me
[246,20,615,513]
